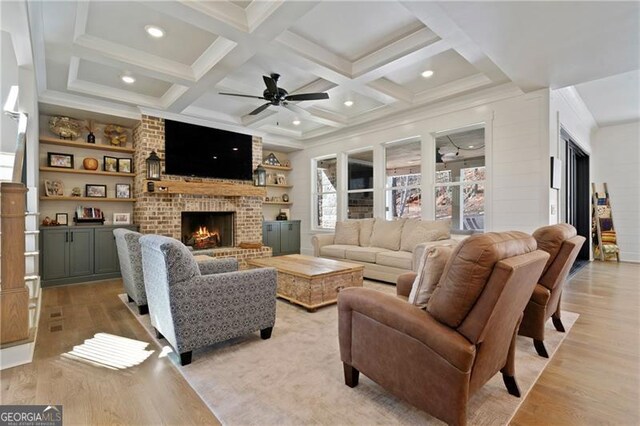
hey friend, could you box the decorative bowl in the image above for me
[49,116,82,140]
[83,157,99,170]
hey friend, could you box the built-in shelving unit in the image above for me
[39,112,137,227]
[262,152,293,220]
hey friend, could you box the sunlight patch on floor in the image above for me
[62,332,154,369]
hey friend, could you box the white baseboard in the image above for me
[0,341,35,370]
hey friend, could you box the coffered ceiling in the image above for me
[27,1,639,144]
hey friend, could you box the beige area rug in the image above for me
[120,281,578,425]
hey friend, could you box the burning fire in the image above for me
[192,226,220,249]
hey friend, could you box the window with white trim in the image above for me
[347,150,374,219]
[314,157,338,229]
[385,140,421,220]
[434,127,485,231]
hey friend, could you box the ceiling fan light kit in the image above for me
[220,73,330,116]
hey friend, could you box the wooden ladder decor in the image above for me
[591,182,620,262]
[0,182,30,344]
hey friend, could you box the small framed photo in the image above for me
[113,212,131,225]
[55,213,68,225]
[86,184,107,198]
[115,183,131,199]
[104,156,118,172]
[276,174,287,185]
[117,158,132,173]
[44,179,64,197]
[550,157,562,190]
[47,152,74,169]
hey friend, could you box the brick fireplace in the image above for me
[132,115,271,264]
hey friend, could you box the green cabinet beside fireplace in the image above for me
[262,220,300,256]
[40,224,137,287]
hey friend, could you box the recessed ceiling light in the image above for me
[212,156,217,159]
[292,119,301,126]
[121,75,136,84]
[232,147,239,151]
[421,70,434,78]
[468,145,474,148]
[343,100,354,107]
[145,25,165,38]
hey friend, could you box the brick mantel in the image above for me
[133,115,264,246]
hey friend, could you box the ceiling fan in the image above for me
[219,73,329,116]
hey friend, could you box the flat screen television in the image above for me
[164,120,253,181]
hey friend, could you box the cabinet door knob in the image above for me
[65,232,68,243]
[70,232,74,242]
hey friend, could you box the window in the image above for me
[385,140,421,219]
[347,150,374,219]
[314,157,337,229]
[434,127,485,231]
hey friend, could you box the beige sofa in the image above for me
[311,218,462,283]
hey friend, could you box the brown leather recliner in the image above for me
[338,231,549,426]
[518,223,585,357]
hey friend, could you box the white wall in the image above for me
[290,90,552,255]
[592,121,640,262]
[1,30,19,154]
[549,87,597,225]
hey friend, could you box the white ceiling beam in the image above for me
[304,106,348,127]
[352,27,440,77]
[259,124,302,138]
[275,31,352,78]
[413,73,493,104]
[179,0,249,33]
[366,79,413,104]
[25,0,47,94]
[399,1,508,83]
[245,0,286,33]
[39,89,141,120]
[181,105,243,125]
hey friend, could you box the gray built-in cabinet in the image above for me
[40,224,137,287]
[262,220,301,256]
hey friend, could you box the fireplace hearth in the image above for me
[181,212,234,249]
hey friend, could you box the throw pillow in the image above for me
[400,219,451,252]
[358,218,376,246]
[334,221,360,245]
[408,245,454,308]
[369,219,405,251]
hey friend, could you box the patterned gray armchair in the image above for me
[139,234,277,366]
[113,229,238,315]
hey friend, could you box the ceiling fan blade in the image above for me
[285,92,329,101]
[219,92,266,100]
[263,75,278,94]
[249,103,272,115]
[283,103,312,117]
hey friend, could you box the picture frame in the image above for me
[44,179,64,197]
[117,158,132,173]
[550,157,562,190]
[276,174,287,185]
[55,213,68,225]
[86,184,107,198]
[113,212,131,225]
[104,156,118,172]
[115,183,131,199]
[47,152,74,169]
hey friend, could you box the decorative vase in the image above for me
[87,131,95,144]
[83,157,99,170]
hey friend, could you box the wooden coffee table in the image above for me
[247,254,364,311]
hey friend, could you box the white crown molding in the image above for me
[181,105,243,125]
[553,86,599,131]
[259,124,303,138]
[39,89,141,120]
[301,83,523,145]
[413,73,493,104]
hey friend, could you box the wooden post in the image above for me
[0,182,30,344]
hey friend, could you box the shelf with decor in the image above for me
[39,113,137,229]
[261,151,293,221]
[40,196,136,203]
[39,166,135,178]
[40,136,135,154]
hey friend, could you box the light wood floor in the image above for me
[1,261,638,425]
